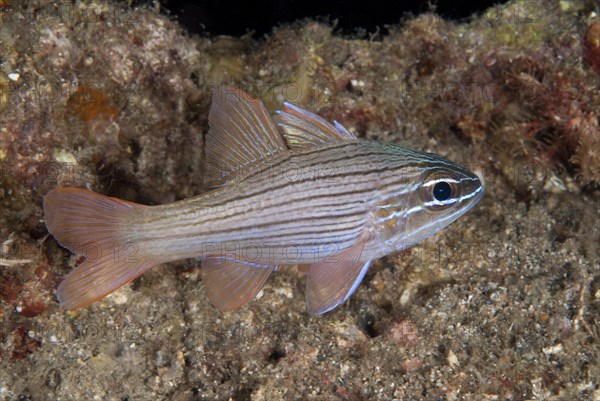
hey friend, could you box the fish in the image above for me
[43,85,485,315]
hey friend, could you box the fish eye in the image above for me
[433,181,452,201]
[419,171,462,211]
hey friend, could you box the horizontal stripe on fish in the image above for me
[142,157,428,228]
[137,169,428,255]
[142,210,368,245]
[184,142,430,199]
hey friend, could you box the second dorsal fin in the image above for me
[205,85,288,186]
[275,102,357,150]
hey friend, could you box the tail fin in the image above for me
[43,188,156,310]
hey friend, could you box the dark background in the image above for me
[157,0,509,37]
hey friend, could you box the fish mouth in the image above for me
[474,169,486,190]
[474,170,485,204]
[447,169,485,218]
[460,172,485,214]
[470,184,485,209]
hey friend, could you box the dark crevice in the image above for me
[158,0,512,37]
[357,311,379,338]
[267,347,286,364]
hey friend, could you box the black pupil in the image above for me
[433,181,452,201]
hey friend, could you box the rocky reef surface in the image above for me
[0,1,599,399]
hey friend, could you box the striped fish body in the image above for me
[44,86,484,315]
[143,140,415,264]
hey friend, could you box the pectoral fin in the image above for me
[304,239,371,315]
[201,256,277,312]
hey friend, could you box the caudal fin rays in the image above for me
[44,188,158,309]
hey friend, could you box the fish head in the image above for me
[375,153,485,252]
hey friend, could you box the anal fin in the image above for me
[201,256,277,312]
[305,239,371,315]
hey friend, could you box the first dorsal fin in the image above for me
[205,85,288,186]
[275,102,357,150]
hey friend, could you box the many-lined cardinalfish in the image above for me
[43,86,484,315]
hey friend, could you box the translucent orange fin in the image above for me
[305,239,370,315]
[201,256,277,312]
[206,85,288,186]
[57,250,155,310]
[275,102,356,150]
[43,188,156,309]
